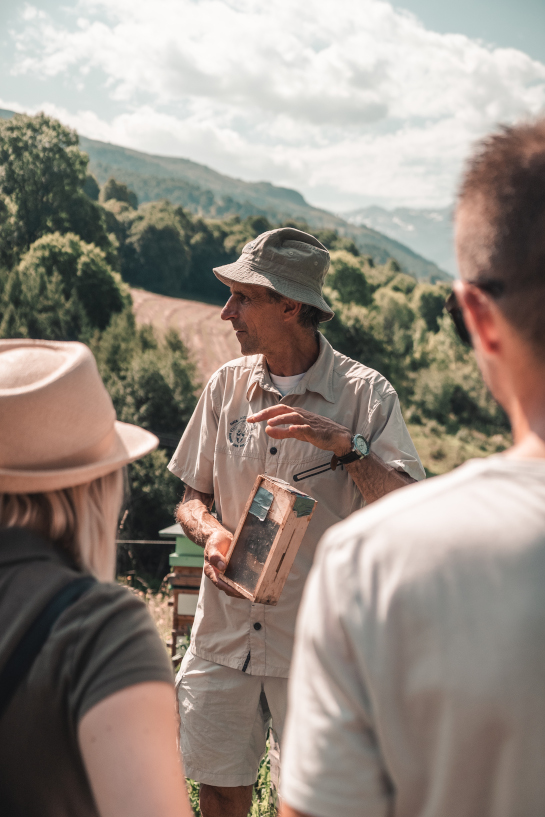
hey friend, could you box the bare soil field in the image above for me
[131,288,240,385]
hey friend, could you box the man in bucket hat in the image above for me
[168,227,425,816]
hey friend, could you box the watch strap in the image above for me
[333,434,369,468]
[334,449,363,467]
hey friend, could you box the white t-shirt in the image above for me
[282,456,545,817]
[270,371,307,396]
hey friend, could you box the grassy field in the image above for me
[408,421,510,477]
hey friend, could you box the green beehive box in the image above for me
[159,523,204,568]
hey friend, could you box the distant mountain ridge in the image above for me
[343,204,456,276]
[0,108,451,281]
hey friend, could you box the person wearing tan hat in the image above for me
[0,339,191,817]
[168,227,424,817]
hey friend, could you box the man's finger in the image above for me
[204,562,245,598]
[266,412,307,427]
[207,549,227,571]
[247,405,296,423]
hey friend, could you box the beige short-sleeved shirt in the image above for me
[168,334,424,678]
[282,457,545,817]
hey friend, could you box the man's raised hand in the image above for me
[247,405,352,456]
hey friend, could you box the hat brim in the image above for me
[213,260,334,322]
[0,422,158,494]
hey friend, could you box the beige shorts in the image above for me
[176,649,288,787]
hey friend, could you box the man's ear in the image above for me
[282,297,303,323]
[454,281,501,356]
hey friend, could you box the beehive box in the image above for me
[160,523,204,656]
[219,475,317,605]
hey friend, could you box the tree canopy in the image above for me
[0,113,111,264]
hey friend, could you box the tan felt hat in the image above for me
[213,227,334,322]
[0,339,158,493]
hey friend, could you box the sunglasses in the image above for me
[445,279,505,347]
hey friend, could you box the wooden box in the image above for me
[219,475,317,605]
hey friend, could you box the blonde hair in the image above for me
[0,469,124,581]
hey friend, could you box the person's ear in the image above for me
[282,298,302,323]
[454,281,501,356]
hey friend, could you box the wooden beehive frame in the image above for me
[219,475,317,605]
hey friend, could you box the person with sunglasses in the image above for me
[281,119,545,817]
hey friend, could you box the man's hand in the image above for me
[247,405,352,457]
[177,487,245,599]
[247,406,416,505]
[203,528,245,599]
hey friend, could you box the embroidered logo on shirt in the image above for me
[228,416,253,448]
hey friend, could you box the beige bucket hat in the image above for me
[0,339,158,493]
[213,227,334,321]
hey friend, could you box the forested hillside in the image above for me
[1,107,451,281]
[0,113,510,556]
[78,134,450,282]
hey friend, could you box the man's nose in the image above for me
[221,295,237,321]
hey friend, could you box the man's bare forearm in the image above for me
[176,486,243,598]
[345,451,415,504]
[176,486,226,549]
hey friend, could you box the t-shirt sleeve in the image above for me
[167,373,220,494]
[281,531,391,817]
[367,390,425,481]
[67,583,174,724]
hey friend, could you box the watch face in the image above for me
[353,434,369,457]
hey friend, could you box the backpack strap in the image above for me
[0,575,96,721]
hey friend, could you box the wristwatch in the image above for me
[335,433,370,466]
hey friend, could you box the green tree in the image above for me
[121,201,192,296]
[413,282,450,332]
[186,217,235,302]
[19,232,127,330]
[122,449,183,545]
[100,177,138,209]
[327,251,372,306]
[83,174,100,201]
[314,228,360,256]
[0,113,111,259]
[92,314,199,542]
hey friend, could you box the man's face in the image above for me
[220,282,288,356]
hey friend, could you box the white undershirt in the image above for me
[270,371,307,396]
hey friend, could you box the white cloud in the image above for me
[8,0,545,208]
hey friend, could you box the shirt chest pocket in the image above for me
[216,412,265,459]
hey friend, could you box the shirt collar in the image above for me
[246,333,336,404]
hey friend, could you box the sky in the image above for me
[1,0,544,212]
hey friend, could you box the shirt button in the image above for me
[253,622,262,631]
[270,447,277,455]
